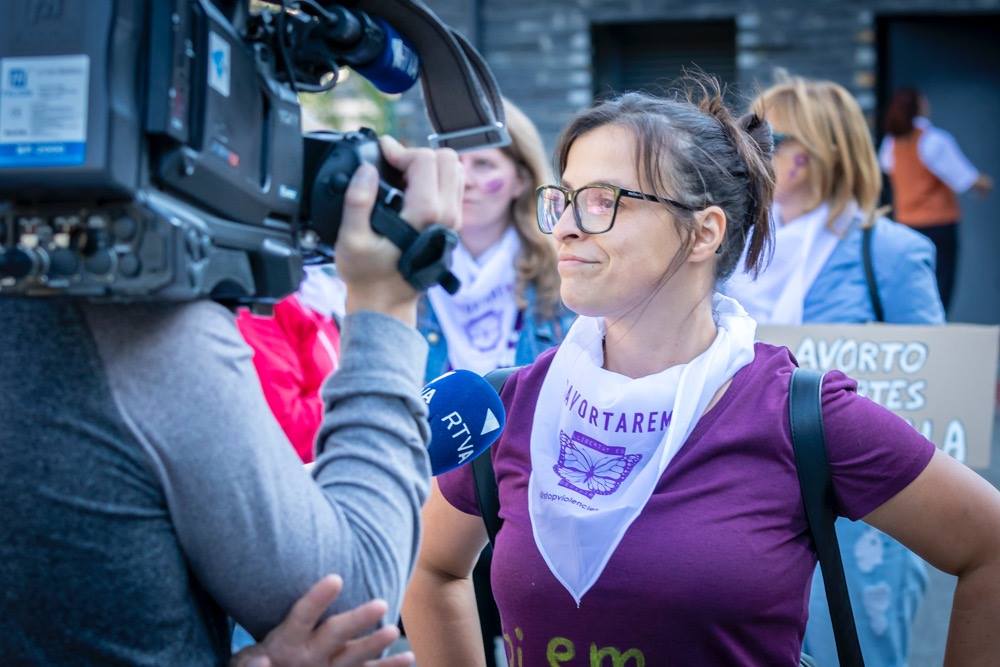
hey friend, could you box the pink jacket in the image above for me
[237,296,341,463]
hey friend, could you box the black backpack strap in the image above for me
[861,224,885,323]
[472,366,520,547]
[789,368,865,667]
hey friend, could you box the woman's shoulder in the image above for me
[828,215,935,274]
[502,346,560,405]
[694,342,798,430]
[871,216,935,255]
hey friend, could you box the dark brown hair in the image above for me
[554,76,775,282]
[884,88,922,137]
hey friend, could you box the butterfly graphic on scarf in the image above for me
[553,431,643,499]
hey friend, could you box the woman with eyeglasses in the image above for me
[418,99,573,383]
[726,76,947,667]
[401,79,1000,666]
[416,98,574,667]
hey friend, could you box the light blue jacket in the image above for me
[802,215,944,325]
[417,284,576,383]
[801,215,944,667]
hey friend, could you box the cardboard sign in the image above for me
[757,324,999,469]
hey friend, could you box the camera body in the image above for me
[0,0,456,303]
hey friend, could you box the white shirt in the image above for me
[879,117,980,194]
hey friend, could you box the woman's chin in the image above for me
[560,286,607,318]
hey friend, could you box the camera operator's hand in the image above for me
[230,575,414,667]
[335,136,463,326]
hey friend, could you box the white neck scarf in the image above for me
[427,227,521,375]
[527,294,757,605]
[725,201,856,325]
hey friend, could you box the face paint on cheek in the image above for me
[482,178,506,195]
[788,153,808,180]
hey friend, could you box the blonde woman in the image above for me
[419,98,572,380]
[727,76,945,667]
[726,76,943,325]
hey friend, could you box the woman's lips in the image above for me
[558,253,598,268]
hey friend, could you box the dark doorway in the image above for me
[877,14,1000,324]
[592,20,737,101]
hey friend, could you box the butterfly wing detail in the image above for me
[554,439,599,488]
[585,452,642,495]
[553,432,643,498]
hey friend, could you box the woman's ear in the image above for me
[689,205,727,264]
[511,165,530,199]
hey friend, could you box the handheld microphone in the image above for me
[296,3,420,94]
[350,18,420,94]
[422,370,506,475]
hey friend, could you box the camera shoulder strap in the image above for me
[353,0,510,151]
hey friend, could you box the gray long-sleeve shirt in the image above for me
[0,299,430,665]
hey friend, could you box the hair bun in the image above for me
[738,112,774,158]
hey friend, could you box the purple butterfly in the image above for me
[553,431,642,499]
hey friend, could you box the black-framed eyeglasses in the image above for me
[535,184,695,235]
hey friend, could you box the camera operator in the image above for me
[0,136,463,666]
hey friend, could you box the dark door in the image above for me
[592,20,736,101]
[878,15,1000,324]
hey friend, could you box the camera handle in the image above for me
[370,181,460,294]
[323,170,460,294]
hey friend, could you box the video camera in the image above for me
[0,0,509,304]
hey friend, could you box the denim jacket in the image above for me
[803,215,945,324]
[417,284,576,383]
[802,214,943,667]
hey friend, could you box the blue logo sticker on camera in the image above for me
[9,68,27,89]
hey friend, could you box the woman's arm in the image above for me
[864,449,1000,666]
[402,480,491,667]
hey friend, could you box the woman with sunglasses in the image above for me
[726,76,947,667]
[726,77,944,327]
[401,79,1000,666]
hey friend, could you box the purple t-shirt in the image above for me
[438,342,935,666]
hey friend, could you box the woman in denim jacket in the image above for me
[727,76,944,667]
[417,99,573,666]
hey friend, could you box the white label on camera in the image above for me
[0,55,89,167]
[208,32,231,98]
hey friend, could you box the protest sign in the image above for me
[757,324,999,469]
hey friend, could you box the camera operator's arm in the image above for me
[83,140,462,643]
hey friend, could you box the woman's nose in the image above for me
[458,157,475,186]
[552,204,580,242]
